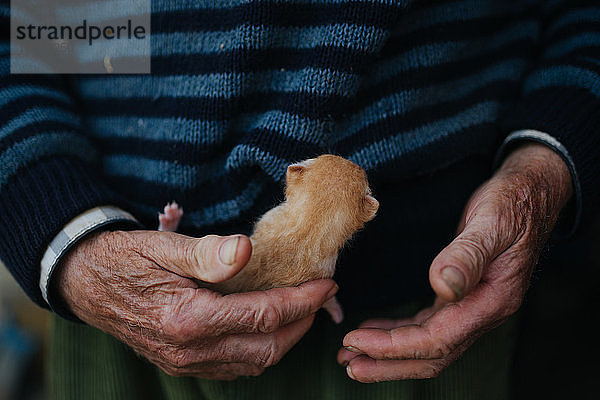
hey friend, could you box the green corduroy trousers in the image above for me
[48,302,518,400]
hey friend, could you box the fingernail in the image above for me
[344,345,361,353]
[441,266,465,298]
[346,364,356,380]
[327,284,339,299]
[218,236,240,265]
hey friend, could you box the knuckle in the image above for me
[256,341,281,368]
[421,325,453,359]
[249,301,282,334]
[189,235,221,276]
[455,234,488,274]
[165,348,194,369]
[432,340,453,359]
[422,361,444,378]
[258,309,281,334]
[184,238,203,266]
[160,315,180,338]
[160,314,194,342]
[215,296,282,335]
[160,294,211,341]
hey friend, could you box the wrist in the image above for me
[54,229,100,299]
[498,143,573,229]
[50,229,136,322]
[41,205,142,321]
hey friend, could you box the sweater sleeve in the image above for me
[501,0,600,234]
[0,4,135,310]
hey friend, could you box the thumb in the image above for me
[141,231,252,282]
[429,216,511,302]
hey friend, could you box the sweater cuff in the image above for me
[40,206,141,320]
[494,130,581,236]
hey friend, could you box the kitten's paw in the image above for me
[323,296,344,324]
[158,202,184,232]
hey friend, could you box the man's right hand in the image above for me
[56,230,338,379]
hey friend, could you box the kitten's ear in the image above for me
[286,163,306,184]
[287,164,305,174]
[363,195,379,221]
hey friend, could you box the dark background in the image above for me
[512,212,600,399]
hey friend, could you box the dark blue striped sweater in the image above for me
[1,0,599,311]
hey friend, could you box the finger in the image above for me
[338,320,426,366]
[337,344,364,366]
[136,231,252,283]
[211,314,315,367]
[338,311,438,366]
[346,355,446,382]
[359,318,403,330]
[357,304,438,330]
[338,306,439,366]
[162,315,315,370]
[342,292,500,362]
[338,321,420,367]
[429,218,512,302]
[157,280,336,345]
[202,279,338,335]
[322,296,344,324]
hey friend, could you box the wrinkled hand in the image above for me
[57,230,338,379]
[338,143,573,382]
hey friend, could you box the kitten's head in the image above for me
[285,155,379,229]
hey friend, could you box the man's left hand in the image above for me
[337,143,573,382]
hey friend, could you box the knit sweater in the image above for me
[1,0,599,312]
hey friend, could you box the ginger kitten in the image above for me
[158,155,379,322]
